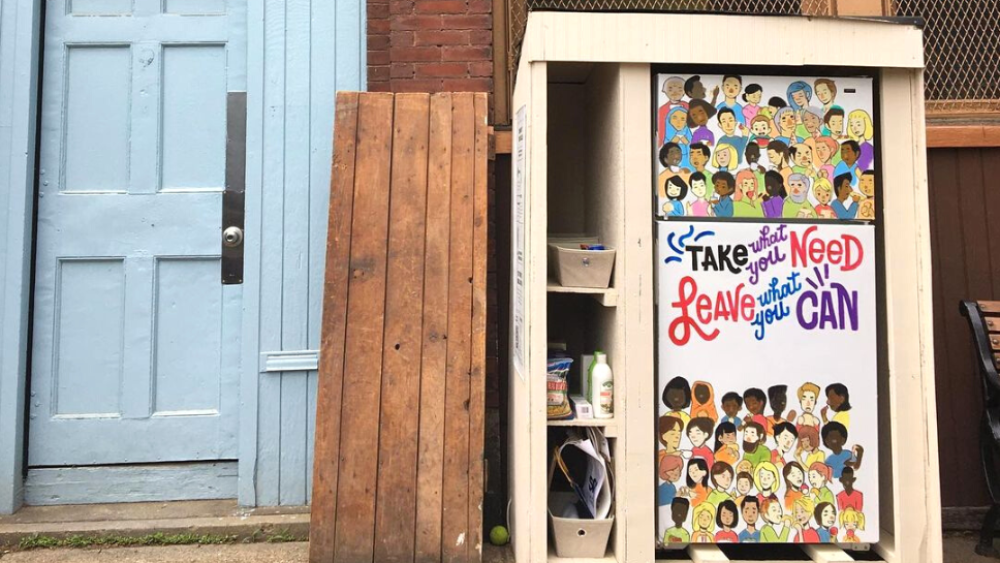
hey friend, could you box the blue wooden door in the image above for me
[28,0,246,466]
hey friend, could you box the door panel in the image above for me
[29,0,245,467]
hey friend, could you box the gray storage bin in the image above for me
[549,243,616,289]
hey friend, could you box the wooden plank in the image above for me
[495,130,512,155]
[415,93,453,563]
[332,92,395,563]
[979,301,1000,314]
[309,91,359,563]
[981,150,1000,299]
[491,0,510,125]
[441,93,476,563]
[467,93,489,561]
[373,93,431,563]
[927,125,1000,148]
[802,543,855,562]
[834,0,886,15]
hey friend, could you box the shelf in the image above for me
[547,283,618,307]
[547,418,618,437]
[548,545,616,563]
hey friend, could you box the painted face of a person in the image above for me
[723,77,741,99]
[666,181,682,199]
[720,506,737,528]
[793,146,812,168]
[791,89,809,108]
[786,466,804,488]
[816,83,834,105]
[662,426,682,450]
[670,110,688,131]
[666,388,687,409]
[689,463,707,484]
[766,501,783,524]
[772,389,787,413]
[719,112,737,136]
[690,105,708,127]
[794,503,811,525]
[801,391,817,413]
[777,429,797,452]
[850,116,868,138]
[860,174,875,197]
[745,395,762,414]
[789,179,807,203]
[697,510,713,530]
[694,384,710,404]
[689,79,707,99]
[815,142,833,164]
[737,477,751,495]
[767,149,783,167]
[743,502,759,525]
[837,182,853,202]
[715,470,733,490]
[690,148,708,170]
[663,464,683,483]
[746,145,761,164]
[715,180,735,197]
[722,399,740,417]
[815,188,832,206]
[823,430,846,451]
[826,388,845,410]
[665,79,685,102]
[803,112,821,134]
[808,469,826,488]
[666,146,682,167]
[752,120,770,137]
[689,426,709,448]
[747,90,763,105]
[821,505,837,527]
[800,435,814,452]
[672,503,688,526]
[744,427,759,445]
[780,111,797,133]
[840,472,856,491]
[828,115,844,135]
[759,470,776,492]
[841,144,859,166]
[691,179,708,199]
[740,179,757,200]
[716,148,732,169]
[721,430,737,445]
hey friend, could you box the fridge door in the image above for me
[655,219,878,546]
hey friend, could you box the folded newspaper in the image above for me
[551,428,614,519]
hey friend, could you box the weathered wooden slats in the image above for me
[441,93,476,563]
[310,91,487,563]
[333,92,395,563]
[309,91,360,563]
[415,93,454,563]
[373,93,431,563]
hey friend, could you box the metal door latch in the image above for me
[223,226,244,248]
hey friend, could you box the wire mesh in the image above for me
[892,0,1000,115]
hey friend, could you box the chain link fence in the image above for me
[892,0,1000,116]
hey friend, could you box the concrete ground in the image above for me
[0,544,516,561]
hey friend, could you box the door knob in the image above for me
[223,226,244,248]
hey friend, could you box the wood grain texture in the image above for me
[467,93,489,561]
[441,93,475,563]
[333,92,394,563]
[373,93,431,563]
[309,91,359,563]
[414,93,453,563]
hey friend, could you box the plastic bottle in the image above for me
[590,352,613,419]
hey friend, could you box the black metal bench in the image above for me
[960,300,1000,557]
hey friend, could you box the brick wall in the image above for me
[367,0,494,95]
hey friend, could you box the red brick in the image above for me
[469,29,492,45]
[391,62,415,78]
[391,31,414,47]
[368,2,390,18]
[415,62,469,78]
[414,0,468,13]
[389,0,414,14]
[442,14,491,29]
[442,45,491,61]
[393,79,445,93]
[443,77,492,91]
[469,0,491,12]
[368,49,391,66]
[390,46,442,62]
[469,61,492,77]
[390,15,442,31]
[368,18,390,34]
[368,34,390,50]
[414,30,469,46]
[369,81,392,92]
[369,65,390,82]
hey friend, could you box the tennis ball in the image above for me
[489,525,509,546]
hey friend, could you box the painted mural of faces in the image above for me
[860,173,875,197]
[742,500,759,525]
[820,504,837,527]
[788,176,810,204]
[815,139,834,164]
[792,145,813,168]
[751,119,770,137]
[827,113,845,136]
[815,80,836,106]
[719,110,737,136]
[722,76,742,99]
[670,109,688,131]
[691,177,708,199]
[716,146,732,169]
[849,115,868,139]
[664,76,685,102]
[764,499,783,524]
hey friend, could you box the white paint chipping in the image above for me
[456,533,465,547]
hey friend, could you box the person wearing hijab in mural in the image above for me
[848,109,875,171]
[761,170,787,219]
[663,175,689,218]
[814,502,839,543]
[720,392,743,429]
[657,142,690,200]
[688,99,717,147]
[795,382,822,430]
[708,462,736,507]
[716,75,747,126]
[813,136,838,181]
[662,106,693,168]
[839,507,865,543]
[836,466,864,512]
[773,107,802,148]
[733,170,765,218]
[783,461,808,510]
[741,421,771,469]
[692,502,717,543]
[691,381,719,421]
[663,498,692,544]
[659,415,685,462]
[742,83,763,123]
[717,109,747,163]
[663,376,693,425]
[821,382,852,428]
[858,170,876,221]
[712,143,738,174]
[711,171,736,218]
[714,421,740,467]
[786,80,813,135]
[812,177,836,220]
[716,499,741,543]
[792,496,819,543]
[759,495,791,543]
[808,462,835,506]
[821,421,864,479]
[658,76,689,145]
[739,497,762,543]
[814,78,838,115]
[830,172,859,220]
[796,425,826,469]
[783,174,816,219]
[823,106,848,141]
[688,418,716,468]
[686,173,714,218]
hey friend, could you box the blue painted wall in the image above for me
[242,0,366,506]
[0,0,41,514]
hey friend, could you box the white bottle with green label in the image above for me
[590,352,613,419]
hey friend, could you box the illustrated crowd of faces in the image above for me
[654,74,878,222]
[657,378,868,545]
